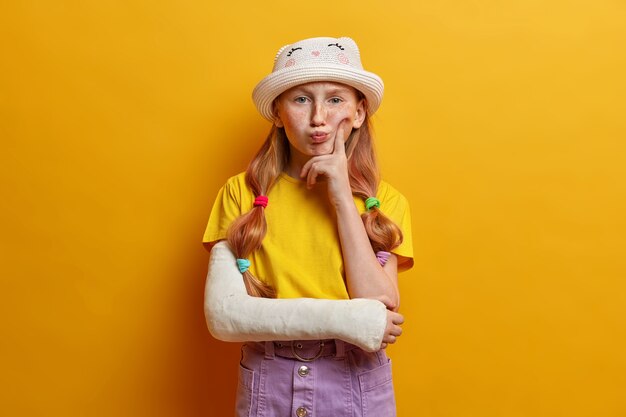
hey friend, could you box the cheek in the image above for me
[289,112,308,128]
[283,109,307,128]
[327,106,356,123]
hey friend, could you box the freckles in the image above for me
[328,106,355,122]
[291,109,307,120]
[284,108,308,127]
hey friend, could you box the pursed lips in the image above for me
[310,131,330,143]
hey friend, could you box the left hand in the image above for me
[300,119,352,206]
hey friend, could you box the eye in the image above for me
[294,96,309,104]
[286,47,302,57]
[329,97,343,104]
[327,43,345,50]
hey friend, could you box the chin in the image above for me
[309,145,333,156]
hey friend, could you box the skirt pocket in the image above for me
[235,364,255,417]
[358,359,396,417]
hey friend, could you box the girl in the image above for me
[203,36,413,417]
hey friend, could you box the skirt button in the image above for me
[298,365,310,377]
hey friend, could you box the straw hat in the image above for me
[252,37,384,122]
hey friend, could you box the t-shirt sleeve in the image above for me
[379,182,414,272]
[202,176,244,250]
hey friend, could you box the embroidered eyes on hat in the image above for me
[252,36,384,122]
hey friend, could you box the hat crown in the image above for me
[273,37,363,72]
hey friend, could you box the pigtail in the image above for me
[346,117,404,255]
[226,126,289,298]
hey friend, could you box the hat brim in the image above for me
[252,64,384,122]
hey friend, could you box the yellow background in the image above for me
[1,1,625,416]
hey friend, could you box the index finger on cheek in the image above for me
[333,119,349,154]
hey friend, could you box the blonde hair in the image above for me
[227,113,403,298]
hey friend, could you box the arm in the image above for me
[204,241,399,352]
[334,195,400,309]
[300,121,400,308]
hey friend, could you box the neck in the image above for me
[284,148,310,180]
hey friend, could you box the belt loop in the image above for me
[264,341,275,360]
[334,339,346,359]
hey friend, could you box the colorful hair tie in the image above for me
[376,251,391,267]
[236,258,251,273]
[365,197,380,211]
[253,195,268,208]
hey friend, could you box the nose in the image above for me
[310,103,327,127]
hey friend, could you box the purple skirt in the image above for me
[236,339,396,417]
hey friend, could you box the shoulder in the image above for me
[378,179,409,208]
[211,171,255,211]
[220,172,251,197]
[223,171,247,189]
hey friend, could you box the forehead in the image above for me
[282,81,359,95]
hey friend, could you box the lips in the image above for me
[311,131,329,143]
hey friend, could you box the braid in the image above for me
[346,117,404,254]
[226,126,289,298]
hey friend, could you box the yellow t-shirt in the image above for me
[203,172,413,300]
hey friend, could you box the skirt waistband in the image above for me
[246,340,358,362]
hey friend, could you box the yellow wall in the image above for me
[1,1,625,416]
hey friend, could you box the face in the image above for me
[274,82,366,162]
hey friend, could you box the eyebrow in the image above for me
[289,86,354,96]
